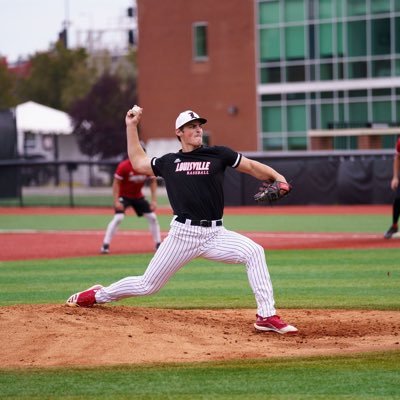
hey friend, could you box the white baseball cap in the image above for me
[175,110,207,129]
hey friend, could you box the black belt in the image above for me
[175,216,222,227]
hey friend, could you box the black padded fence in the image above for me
[0,150,397,207]
[223,150,396,206]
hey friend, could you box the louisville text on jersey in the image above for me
[175,161,210,175]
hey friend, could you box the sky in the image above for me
[0,0,135,63]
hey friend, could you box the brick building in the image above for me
[136,0,400,153]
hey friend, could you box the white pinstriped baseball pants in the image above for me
[95,219,276,317]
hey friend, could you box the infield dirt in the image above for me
[1,306,399,367]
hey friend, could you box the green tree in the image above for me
[17,42,90,111]
[0,61,17,108]
[69,73,137,159]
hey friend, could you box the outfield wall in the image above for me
[224,150,396,206]
[0,150,396,206]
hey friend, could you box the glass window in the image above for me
[372,59,391,77]
[261,94,282,102]
[334,136,358,150]
[259,28,281,61]
[310,103,317,129]
[288,136,307,150]
[373,101,391,122]
[337,22,344,56]
[286,65,306,81]
[371,0,391,14]
[319,0,333,19]
[347,20,367,57]
[319,23,333,57]
[396,0,400,12]
[396,59,400,76]
[309,24,316,58]
[372,88,391,96]
[348,61,367,78]
[260,66,281,83]
[259,1,280,24]
[337,61,345,79]
[320,63,334,79]
[395,18,400,54]
[371,18,391,56]
[287,105,306,131]
[309,64,316,80]
[349,102,368,124]
[287,92,306,100]
[262,106,282,132]
[263,135,284,151]
[285,26,306,59]
[24,132,37,149]
[382,135,397,149]
[347,0,366,16]
[193,23,208,60]
[336,0,344,17]
[320,103,334,129]
[334,136,347,149]
[349,89,367,97]
[321,91,334,99]
[285,0,305,22]
[338,102,345,123]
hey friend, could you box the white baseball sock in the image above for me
[144,212,161,245]
[103,213,125,245]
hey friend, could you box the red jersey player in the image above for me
[100,158,161,253]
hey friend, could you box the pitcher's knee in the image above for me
[141,279,162,295]
[246,242,266,263]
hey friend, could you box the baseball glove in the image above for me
[254,180,292,203]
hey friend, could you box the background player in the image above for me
[384,136,400,239]
[100,156,161,253]
[68,107,298,334]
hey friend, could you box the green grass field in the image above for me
[1,352,399,399]
[0,249,399,309]
[1,210,399,399]
[0,212,391,233]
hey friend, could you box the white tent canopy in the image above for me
[15,101,74,156]
[16,101,73,135]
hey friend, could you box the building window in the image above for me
[259,0,280,24]
[287,104,306,131]
[284,0,305,22]
[286,65,305,81]
[285,26,306,59]
[372,59,391,77]
[371,18,391,56]
[193,22,208,61]
[24,131,36,149]
[260,28,281,61]
[262,106,282,132]
[260,66,281,83]
[347,20,367,57]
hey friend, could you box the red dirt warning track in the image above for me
[0,205,398,261]
[0,230,399,261]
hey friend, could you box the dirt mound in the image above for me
[1,305,399,368]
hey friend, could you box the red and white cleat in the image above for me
[66,284,103,307]
[254,314,298,334]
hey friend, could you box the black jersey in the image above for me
[151,145,242,220]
